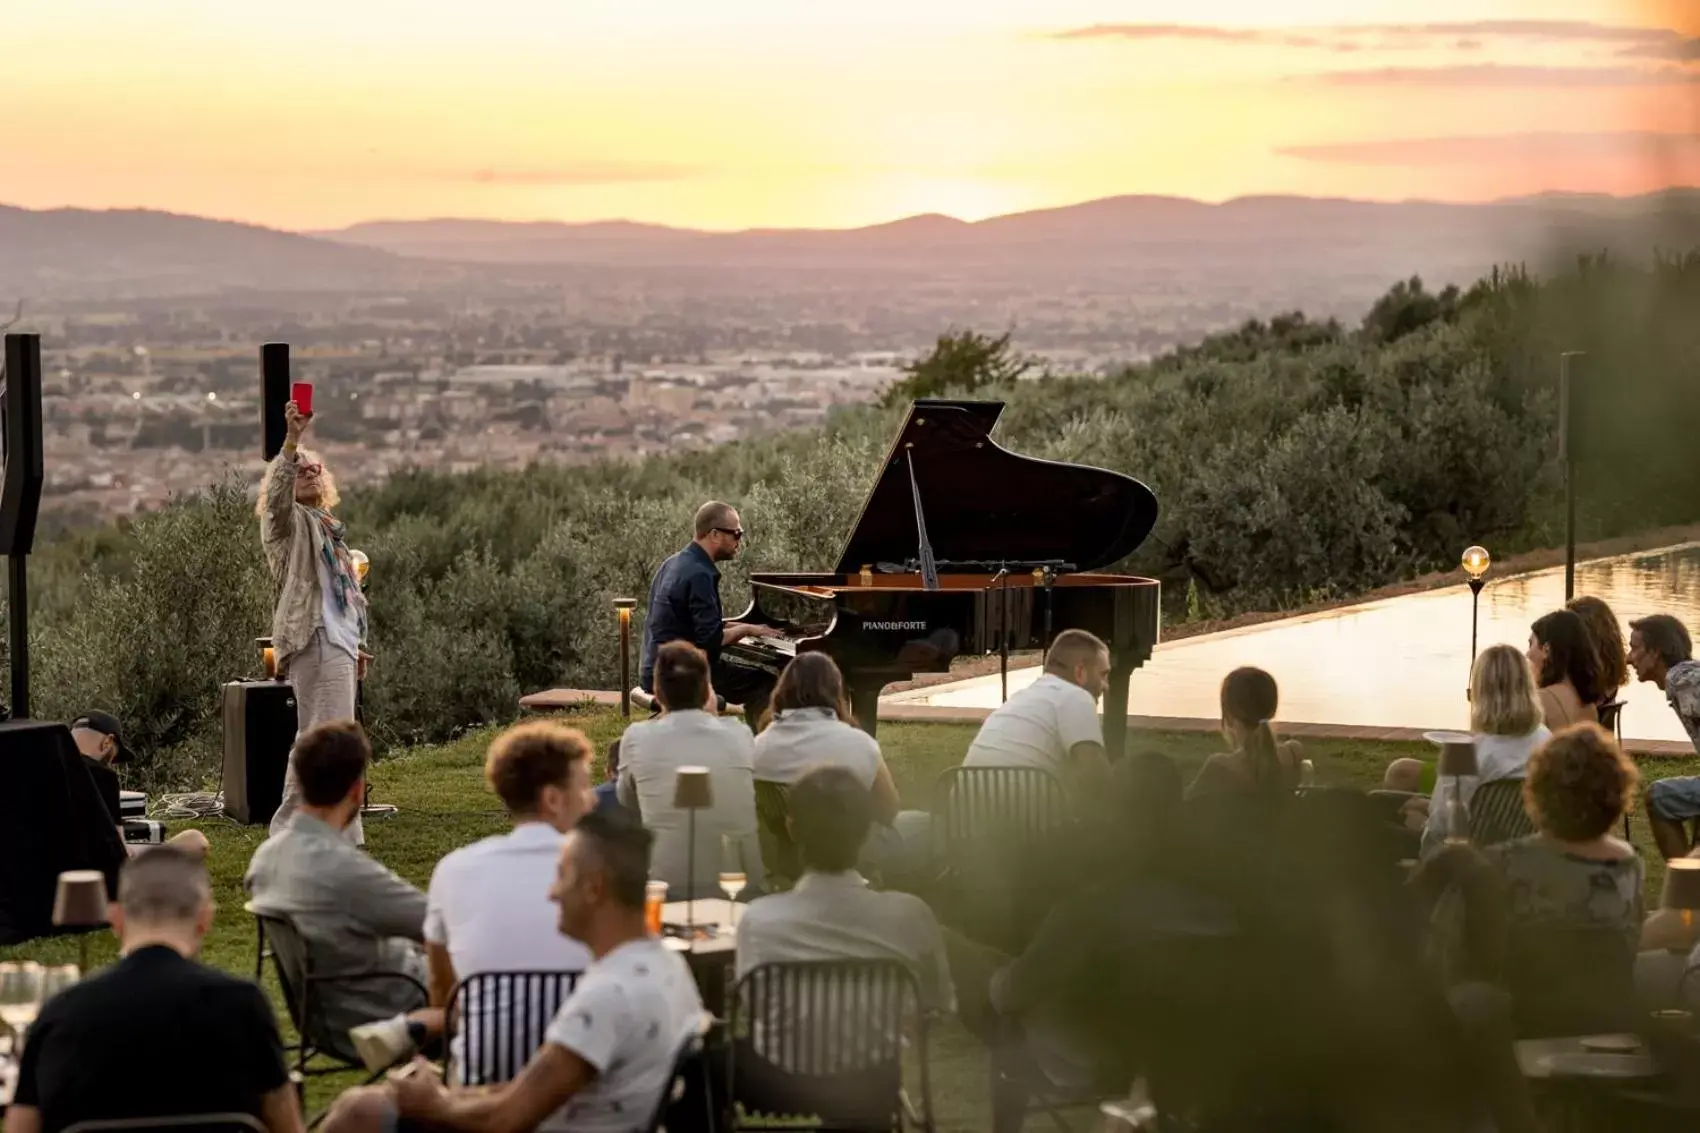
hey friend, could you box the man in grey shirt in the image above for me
[618,641,765,900]
[246,721,438,1066]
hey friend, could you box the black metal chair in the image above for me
[65,1118,267,1133]
[755,780,800,892]
[1467,778,1535,847]
[443,969,582,1086]
[727,960,934,1132]
[645,1026,716,1133]
[930,767,1072,950]
[249,907,428,1084]
[1598,700,1631,838]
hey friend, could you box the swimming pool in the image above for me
[884,543,1700,744]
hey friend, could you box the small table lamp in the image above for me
[673,767,714,937]
[1664,860,1700,936]
[52,870,109,973]
[1435,734,1479,844]
[256,636,278,681]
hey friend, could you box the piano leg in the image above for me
[849,679,890,739]
[1102,657,1135,761]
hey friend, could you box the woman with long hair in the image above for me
[257,400,370,841]
[754,652,903,823]
[753,652,927,881]
[1528,609,1603,731]
[1566,595,1629,710]
[1419,645,1551,856]
[1186,667,1304,798]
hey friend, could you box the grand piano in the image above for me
[724,399,1161,758]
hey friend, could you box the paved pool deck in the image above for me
[517,688,1696,759]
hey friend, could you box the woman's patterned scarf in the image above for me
[311,508,367,635]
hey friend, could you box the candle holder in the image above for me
[256,637,278,681]
[614,599,637,717]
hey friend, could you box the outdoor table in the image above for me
[660,898,740,1015]
[1515,1034,1661,1081]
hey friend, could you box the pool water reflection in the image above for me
[887,543,1700,744]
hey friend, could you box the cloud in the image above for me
[462,163,700,186]
[1278,131,1700,165]
[1297,64,1700,87]
[1049,19,1695,54]
[1052,23,1349,51]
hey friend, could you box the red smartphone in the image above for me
[291,381,314,416]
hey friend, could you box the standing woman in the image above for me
[258,400,371,841]
[1567,595,1629,713]
[1528,610,1603,731]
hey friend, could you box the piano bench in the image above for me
[628,688,743,718]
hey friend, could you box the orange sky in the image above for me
[3,0,1696,230]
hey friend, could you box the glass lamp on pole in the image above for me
[614,599,638,717]
[1462,546,1491,697]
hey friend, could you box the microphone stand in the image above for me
[989,566,1011,702]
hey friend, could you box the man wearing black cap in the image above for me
[72,712,209,861]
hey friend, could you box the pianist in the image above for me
[638,500,784,724]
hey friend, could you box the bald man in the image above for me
[638,500,783,724]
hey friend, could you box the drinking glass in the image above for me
[719,836,748,925]
[0,962,44,1038]
[644,880,669,936]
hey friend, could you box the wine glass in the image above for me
[0,962,44,1041]
[38,965,79,1006]
[719,836,748,925]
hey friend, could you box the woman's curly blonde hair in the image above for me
[1523,723,1639,842]
[254,447,339,517]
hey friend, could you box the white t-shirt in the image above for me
[424,823,593,1086]
[962,673,1103,777]
[543,938,704,1133]
[752,707,882,789]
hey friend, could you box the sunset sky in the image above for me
[5,0,1697,231]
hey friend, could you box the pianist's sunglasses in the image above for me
[715,527,745,541]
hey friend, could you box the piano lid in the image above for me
[832,399,1160,577]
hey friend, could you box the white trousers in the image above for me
[270,629,363,844]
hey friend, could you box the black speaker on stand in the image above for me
[1,334,45,720]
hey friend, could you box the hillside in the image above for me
[0,204,458,299]
[5,189,1696,304]
[319,190,1700,272]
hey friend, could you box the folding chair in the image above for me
[444,969,582,1086]
[1467,779,1535,847]
[65,1119,267,1133]
[727,959,934,1132]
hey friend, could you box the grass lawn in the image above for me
[3,712,1691,1131]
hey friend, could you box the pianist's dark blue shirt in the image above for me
[640,541,723,691]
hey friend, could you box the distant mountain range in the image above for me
[315,190,1700,269]
[3,189,1697,301]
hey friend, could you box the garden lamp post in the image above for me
[614,598,637,717]
[1462,545,1491,680]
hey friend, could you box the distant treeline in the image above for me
[12,253,1699,788]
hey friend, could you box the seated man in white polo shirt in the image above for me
[962,629,1114,800]
[420,721,597,1083]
